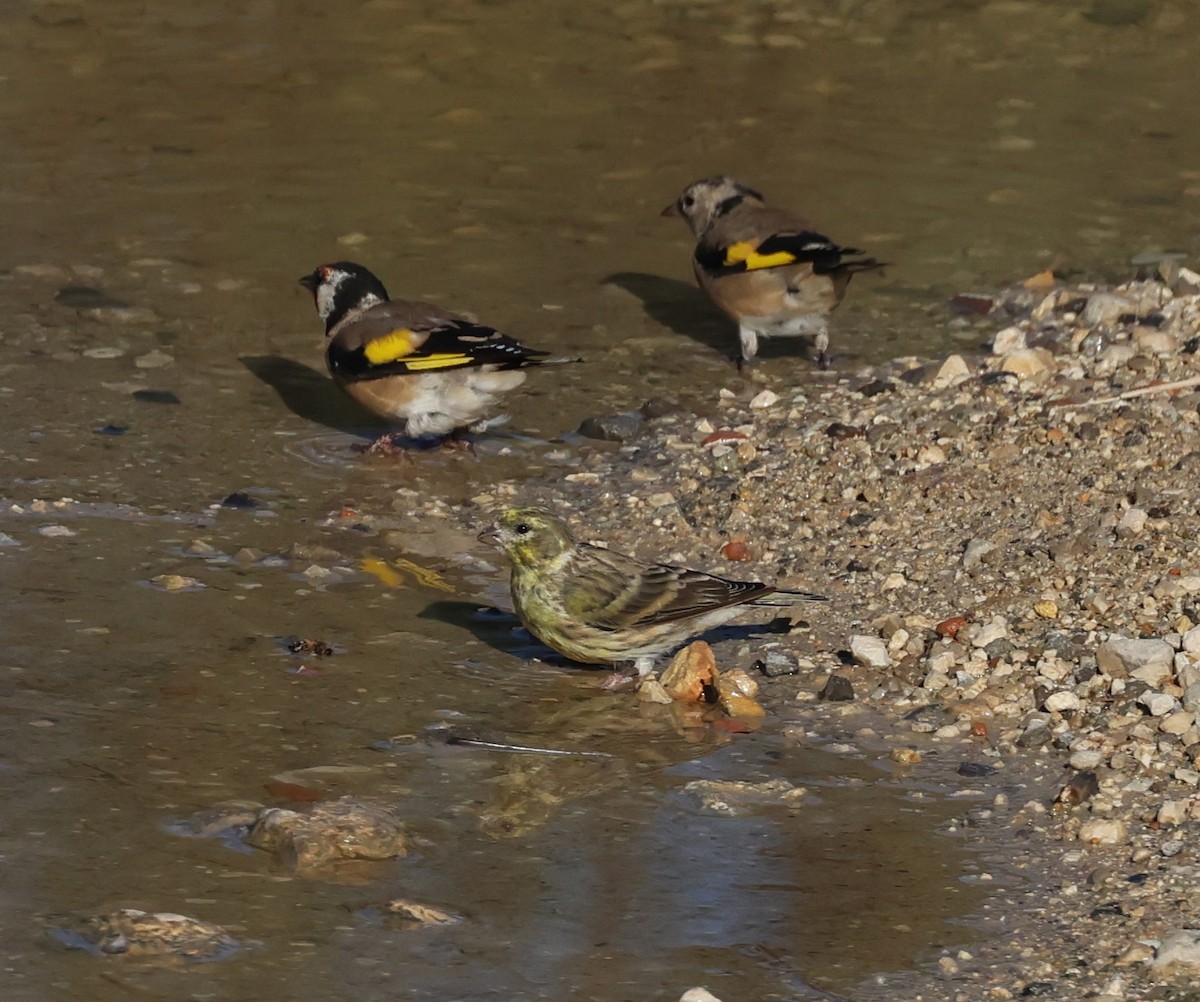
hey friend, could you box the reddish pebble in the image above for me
[936,616,967,639]
[711,717,754,734]
[721,540,751,562]
[263,781,323,804]
[971,720,989,738]
[701,430,747,447]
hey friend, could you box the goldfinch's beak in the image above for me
[660,202,681,218]
[298,273,319,292]
[477,527,499,547]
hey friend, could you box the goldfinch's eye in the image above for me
[682,195,695,208]
[514,523,531,535]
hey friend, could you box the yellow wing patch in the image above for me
[359,556,455,593]
[402,353,473,372]
[363,329,418,365]
[723,240,797,271]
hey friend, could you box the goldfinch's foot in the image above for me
[441,431,477,456]
[817,350,831,370]
[354,433,412,458]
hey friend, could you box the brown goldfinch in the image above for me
[663,175,882,369]
[299,261,559,447]
[479,506,825,677]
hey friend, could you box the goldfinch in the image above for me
[663,175,882,369]
[298,261,559,448]
[479,506,825,678]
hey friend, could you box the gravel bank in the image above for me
[455,266,1200,1000]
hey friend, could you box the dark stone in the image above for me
[221,492,259,510]
[1058,770,1100,806]
[846,558,871,573]
[825,422,865,440]
[94,424,127,436]
[984,638,1014,660]
[819,674,855,702]
[577,413,642,442]
[1017,722,1052,748]
[639,397,677,419]
[1021,982,1055,997]
[845,511,874,527]
[753,650,799,678]
[856,378,894,398]
[1089,901,1127,919]
[957,761,997,778]
[132,389,181,404]
[948,293,995,316]
[1077,421,1100,442]
[904,704,947,727]
[54,285,130,309]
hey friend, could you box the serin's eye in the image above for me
[514,523,531,535]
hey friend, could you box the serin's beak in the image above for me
[477,526,499,547]
[660,202,681,218]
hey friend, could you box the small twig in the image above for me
[444,735,613,759]
[1051,374,1200,409]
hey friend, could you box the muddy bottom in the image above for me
[1,495,980,999]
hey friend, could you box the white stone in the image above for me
[991,326,1027,355]
[850,635,892,669]
[1096,637,1174,678]
[1182,626,1200,656]
[962,537,996,570]
[1139,692,1180,717]
[1130,662,1173,688]
[923,670,951,692]
[1083,292,1133,326]
[1159,800,1189,826]
[680,990,724,1002]
[972,616,1009,648]
[1116,507,1148,538]
[1045,691,1081,713]
[932,354,971,387]
[1161,711,1195,735]
[749,389,778,410]
[1154,929,1200,973]
[1069,749,1104,770]
[1000,347,1054,379]
[1078,818,1128,845]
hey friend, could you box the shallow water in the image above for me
[1,0,1196,997]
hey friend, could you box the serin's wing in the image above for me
[328,302,549,383]
[562,544,770,630]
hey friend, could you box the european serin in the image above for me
[479,506,825,677]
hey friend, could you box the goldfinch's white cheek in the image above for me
[315,283,338,321]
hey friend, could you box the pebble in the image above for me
[1045,691,1081,713]
[134,349,174,369]
[1078,818,1128,845]
[1096,637,1174,678]
[991,326,1027,355]
[1153,929,1200,973]
[849,634,892,668]
[1138,691,1179,717]
[749,389,778,409]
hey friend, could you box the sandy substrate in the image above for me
[455,267,1200,1001]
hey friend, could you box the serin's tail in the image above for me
[753,588,827,605]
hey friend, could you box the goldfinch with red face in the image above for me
[663,176,883,369]
[299,261,560,448]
